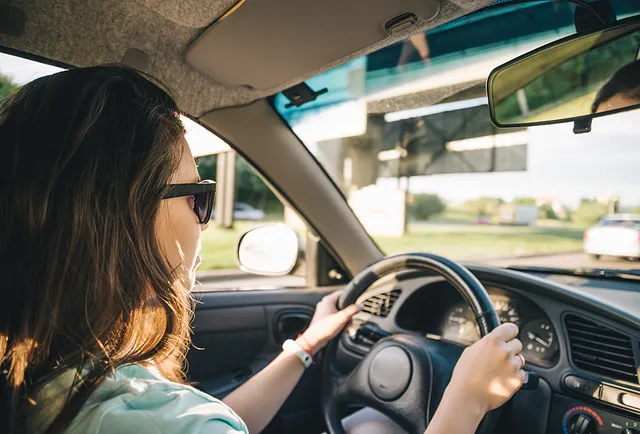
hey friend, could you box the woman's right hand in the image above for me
[446,323,525,415]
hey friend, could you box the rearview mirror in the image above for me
[488,18,640,131]
[236,224,302,276]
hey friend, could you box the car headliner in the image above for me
[0,0,496,117]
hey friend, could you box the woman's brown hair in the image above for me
[0,65,192,433]
[592,59,640,113]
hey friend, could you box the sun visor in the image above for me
[185,0,441,90]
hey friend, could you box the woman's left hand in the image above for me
[298,291,360,355]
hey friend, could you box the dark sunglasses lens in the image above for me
[194,192,212,223]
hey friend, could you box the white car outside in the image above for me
[583,214,640,260]
[212,203,265,221]
[233,203,265,221]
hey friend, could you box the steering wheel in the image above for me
[322,253,501,434]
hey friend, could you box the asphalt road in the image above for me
[482,252,640,270]
[194,253,638,291]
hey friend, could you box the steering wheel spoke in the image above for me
[324,333,465,434]
[323,253,503,434]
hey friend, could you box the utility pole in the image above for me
[215,151,237,229]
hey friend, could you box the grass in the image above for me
[431,209,477,222]
[199,219,588,270]
[376,223,586,261]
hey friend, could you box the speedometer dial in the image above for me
[493,298,520,326]
[444,306,479,344]
[442,297,521,344]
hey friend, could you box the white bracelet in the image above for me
[282,339,313,368]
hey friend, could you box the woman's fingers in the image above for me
[341,304,360,318]
[508,354,525,371]
[502,337,523,356]
[447,321,526,414]
[517,369,528,383]
[491,322,519,341]
[327,305,360,333]
[301,301,361,353]
[322,291,342,304]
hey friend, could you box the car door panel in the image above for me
[187,287,341,433]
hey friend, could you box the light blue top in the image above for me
[25,364,249,434]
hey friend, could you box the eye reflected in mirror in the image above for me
[488,19,640,128]
[236,224,301,276]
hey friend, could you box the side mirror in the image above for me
[236,224,303,276]
[488,17,640,131]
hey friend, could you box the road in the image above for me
[482,253,639,270]
[194,253,638,291]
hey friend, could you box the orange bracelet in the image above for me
[296,334,314,354]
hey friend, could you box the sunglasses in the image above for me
[164,181,216,224]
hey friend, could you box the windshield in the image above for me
[274,0,640,272]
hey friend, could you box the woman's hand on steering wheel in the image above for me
[299,291,360,355]
[446,323,526,416]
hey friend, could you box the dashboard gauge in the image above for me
[444,306,479,343]
[443,298,522,344]
[521,319,559,360]
[493,298,520,326]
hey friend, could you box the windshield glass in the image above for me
[274,0,640,272]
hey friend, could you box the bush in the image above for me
[514,197,536,205]
[563,208,574,222]
[0,73,19,102]
[409,194,446,221]
[539,204,558,220]
[575,201,608,225]
[463,197,503,217]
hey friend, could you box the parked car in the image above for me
[212,202,265,221]
[497,204,538,226]
[584,214,640,260]
[233,203,265,221]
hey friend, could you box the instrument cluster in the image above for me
[395,281,559,366]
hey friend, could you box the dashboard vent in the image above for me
[361,289,401,317]
[565,314,638,383]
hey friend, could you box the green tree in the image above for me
[538,204,558,220]
[0,73,19,101]
[408,194,446,221]
[513,197,536,205]
[195,154,283,214]
[464,197,503,218]
[563,208,574,222]
[575,199,608,225]
[196,154,216,180]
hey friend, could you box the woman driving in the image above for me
[0,66,525,434]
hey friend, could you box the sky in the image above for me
[0,52,62,84]
[2,52,639,211]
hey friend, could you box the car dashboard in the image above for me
[343,266,640,434]
[390,281,560,367]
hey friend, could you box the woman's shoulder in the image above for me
[29,364,248,434]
